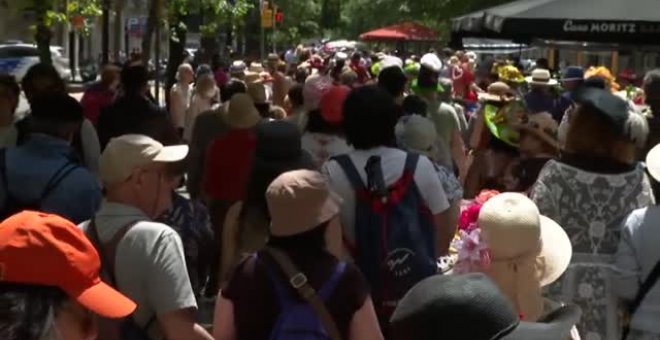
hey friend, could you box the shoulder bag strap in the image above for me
[403,152,420,173]
[264,247,342,340]
[622,258,660,339]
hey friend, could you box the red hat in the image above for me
[0,211,136,318]
[320,85,351,124]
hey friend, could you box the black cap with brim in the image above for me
[500,305,581,340]
[389,274,581,340]
[571,86,629,134]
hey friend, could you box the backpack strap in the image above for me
[622,258,660,339]
[263,247,342,340]
[317,262,347,301]
[87,219,157,331]
[332,155,365,190]
[403,152,420,175]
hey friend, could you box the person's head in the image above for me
[517,112,560,158]
[566,87,645,164]
[584,66,620,92]
[461,193,572,321]
[269,105,287,120]
[244,121,315,220]
[400,114,438,161]
[535,58,549,70]
[0,74,20,121]
[351,52,361,63]
[176,63,194,85]
[401,95,427,117]
[560,66,584,91]
[195,73,217,100]
[222,93,261,129]
[21,63,66,103]
[643,69,660,112]
[120,65,149,95]
[303,73,333,112]
[220,78,247,103]
[390,273,581,340]
[285,83,304,111]
[29,93,83,142]
[100,134,188,218]
[307,85,351,135]
[344,85,398,149]
[525,69,558,93]
[99,64,121,90]
[378,66,407,100]
[195,64,212,80]
[0,211,137,340]
[266,170,341,253]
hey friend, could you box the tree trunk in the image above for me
[141,0,159,65]
[113,0,126,61]
[165,13,187,111]
[35,0,52,64]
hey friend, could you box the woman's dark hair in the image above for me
[220,79,247,103]
[402,95,427,117]
[378,67,407,98]
[331,59,346,82]
[288,84,304,108]
[0,283,68,340]
[120,65,149,94]
[305,109,343,135]
[268,221,329,254]
[343,85,398,149]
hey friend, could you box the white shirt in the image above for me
[170,83,191,129]
[322,146,449,246]
[301,132,352,168]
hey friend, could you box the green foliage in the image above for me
[199,0,253,37]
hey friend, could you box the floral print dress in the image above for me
[531,160,654,340]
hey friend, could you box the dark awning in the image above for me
[451,0,660,48]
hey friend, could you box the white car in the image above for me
[0,44,72,82]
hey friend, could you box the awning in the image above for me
[451,0,660,47]
[360,22,438,42]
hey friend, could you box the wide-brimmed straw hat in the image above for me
[478,82,516,103]
[525,69,558,86]
[515,112,560,151]
[223,93,261,129]
[645,143,660,182]
[478,192,572,321]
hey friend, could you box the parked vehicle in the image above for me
[0,44,72,81]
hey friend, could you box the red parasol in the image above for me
[360,22,439,42]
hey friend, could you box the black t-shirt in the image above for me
[222,249,369,340]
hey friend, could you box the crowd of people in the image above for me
[1,43,660,340]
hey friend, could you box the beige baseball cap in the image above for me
[99,134,189,186]
[266,170,341,237]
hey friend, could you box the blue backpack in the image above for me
[258,249,346,340]
[333,153,437,319]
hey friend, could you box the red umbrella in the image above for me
[360,22,439,42]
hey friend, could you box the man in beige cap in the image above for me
[80,134,213,340]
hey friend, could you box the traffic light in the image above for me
[275,10,283,23]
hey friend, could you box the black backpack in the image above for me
[0,148,79,219]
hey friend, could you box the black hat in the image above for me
[30,93,83,123]
[254,120,314,169]
[572,86,629,133]
[389,273,581,340]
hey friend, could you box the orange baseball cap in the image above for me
[320,85,351,124]
[0,211,136,318]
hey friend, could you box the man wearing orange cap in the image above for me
[0,211,137,340]
[81,134,213,340]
